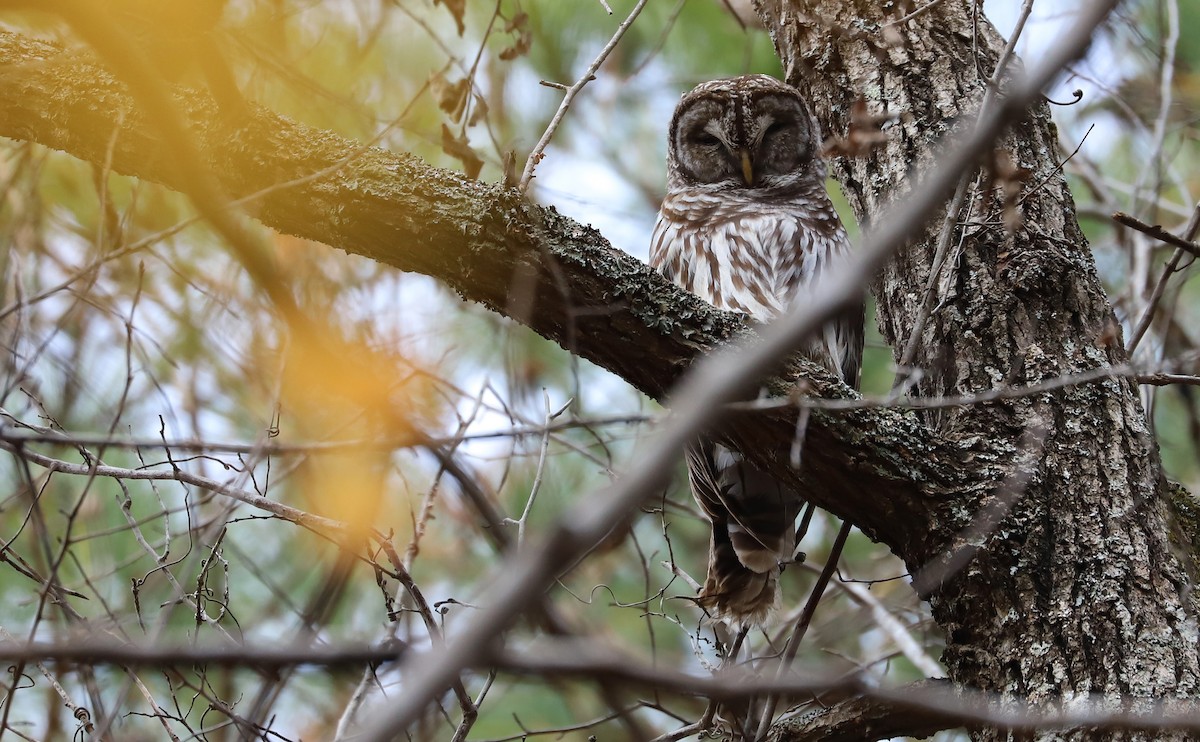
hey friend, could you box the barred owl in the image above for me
[650,74,863,624]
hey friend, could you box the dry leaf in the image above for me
[823,98,892,158]
[441,124,484,180]
[499,12,532,61]
[430,71,470,121]
[985,150,1033,234]
[434,0,466,35]
[468,93,489,127]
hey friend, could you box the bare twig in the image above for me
[0,439,352,535]
[815,564,945,679]
[1122,203,1200,355]
[508,393,572,545]
[517,0,649,191]
[754,521,852,738]
[0,413,649,457]
[883,0,947,27]
[1113,211,1200,259]
[731,357,1199,413]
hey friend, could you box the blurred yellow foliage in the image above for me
[280,311,432,526]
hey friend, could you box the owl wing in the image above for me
[835,298,865,390]
[649,212,674,275]
[776,213,865,390]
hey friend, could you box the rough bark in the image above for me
[756,1,1200,739]
[767,680,960,742]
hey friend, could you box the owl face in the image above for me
[667,74,819,192]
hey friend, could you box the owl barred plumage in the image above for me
[650,74,864,624]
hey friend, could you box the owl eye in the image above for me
[762,120,791,139]
[690,132,721,147]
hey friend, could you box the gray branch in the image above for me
[0,28,935,548]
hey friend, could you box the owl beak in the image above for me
[738,149,754,186]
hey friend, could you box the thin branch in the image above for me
[883,0,947,27]
[737,356,1200,413]
[1123,202,1200,355]
[508,393,571,545]
[474,706,646,742]
[813,564,945,679]
[374,540,477,739]
[0,413,649,457]
[0,440,352,536]
[1114,211,1200,259]
[754,521,852,738]
[517,0,649,191]
[1140,373,1200,387]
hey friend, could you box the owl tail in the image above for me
[698,519,780,625]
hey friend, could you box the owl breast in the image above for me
[650,192,845,322]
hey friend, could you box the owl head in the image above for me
[665,74,824,193]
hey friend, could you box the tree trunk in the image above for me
[756,1,1200,738]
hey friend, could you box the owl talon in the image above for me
[779,553,804,573]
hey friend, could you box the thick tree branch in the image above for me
[766,680,960,742]
[0,28,934,549]
[0,29,726,405]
